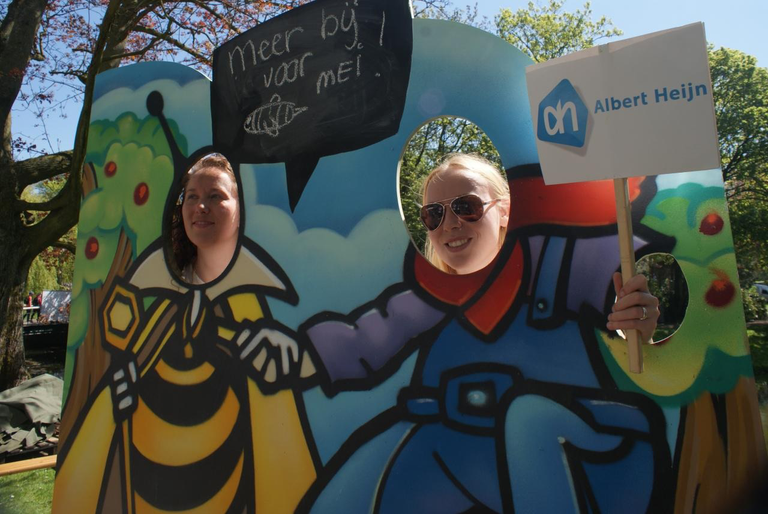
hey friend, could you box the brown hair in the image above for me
[170,153,237,275]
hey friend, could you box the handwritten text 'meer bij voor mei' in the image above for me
[594,82,709,114]
[222,3,389,139]
[226,5,384,95]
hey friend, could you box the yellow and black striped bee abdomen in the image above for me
[127,315,255,513]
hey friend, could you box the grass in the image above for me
[0,468,54,514]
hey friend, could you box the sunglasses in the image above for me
[420,194,501,231]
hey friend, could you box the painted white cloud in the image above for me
[245,203,410,329]
[91,78,212,153]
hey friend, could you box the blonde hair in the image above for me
[420,153,510,274]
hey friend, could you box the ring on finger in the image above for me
[639,306,648,321]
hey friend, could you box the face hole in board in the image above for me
[398,116,507,275]
[636,253,689,342]
[167,153,242,285]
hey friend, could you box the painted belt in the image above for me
[397,363,524,436]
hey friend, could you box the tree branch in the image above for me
[132,24,209,63]
[0,0,49,160]
[186,0,240,34]
[15,173,74,212]
[51,239,76,254]
[24,201,79,259]
[108,37,162,61]
[50,69,88,84]
[21,0,125,262]
[13,150,73,190]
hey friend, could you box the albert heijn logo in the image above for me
[537,79,589,148]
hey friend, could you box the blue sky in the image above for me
[13,0,766,160]
[476,0,766,64]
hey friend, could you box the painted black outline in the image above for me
[94,427,122,513]
[402,234,531,344]
[562,437,638,513]
[295,406,405,514]
[371,422,424,513]
[432,450,496,513]
[298,281,452,398]
[526,236,574,330]
[495,380,672,514]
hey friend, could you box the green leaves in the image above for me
[495,1,622,63]
[709,47,768,289]
[710,47,768,201]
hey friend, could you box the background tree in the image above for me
[494,0,622,62]
[26,256,60,296]
[21,174,76,293]
[709,47,768,313]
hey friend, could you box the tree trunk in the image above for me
[0,0,52,390]
[0,212,31,390]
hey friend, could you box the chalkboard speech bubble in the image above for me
[212,0,413,211]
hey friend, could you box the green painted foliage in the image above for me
[596,182,751,403]
[643,184,733,265]
[68,113,187,363]
[85,113,187,167]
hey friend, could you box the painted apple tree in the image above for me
[64,113,186,402]
[599,179,752,403]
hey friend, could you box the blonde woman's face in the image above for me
[425,166,509,274]
[182,167,240,251]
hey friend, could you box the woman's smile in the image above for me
[182,167,239,251]
[445,237,471,251]
[425,165,508,274]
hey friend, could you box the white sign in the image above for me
[525,23,720,185]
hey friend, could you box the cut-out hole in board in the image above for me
[398,116,506,275]
[637,253,689,342]
[166,153,242,285]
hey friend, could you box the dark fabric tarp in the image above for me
[0,374,62,459]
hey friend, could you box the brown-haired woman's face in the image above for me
[425,166,508,274]
[182,167,240,252]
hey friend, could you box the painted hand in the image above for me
[111,358,138,420]
[606,272,660,343]
[234,320,316,388]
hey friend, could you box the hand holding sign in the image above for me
[212,0,413,211]
[526,23,720,373]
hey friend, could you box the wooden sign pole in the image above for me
[613,177,643,373]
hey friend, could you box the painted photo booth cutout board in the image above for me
[53,1,766,513]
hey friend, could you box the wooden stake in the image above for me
[0,455,57,477]
[613,177,643,373]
